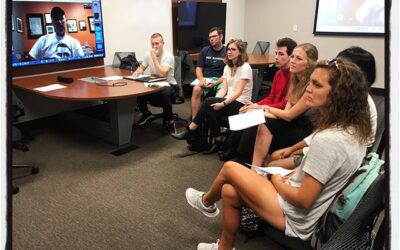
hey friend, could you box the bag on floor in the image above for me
[239,207,264,241]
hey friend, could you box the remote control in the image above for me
[57,76,74,84]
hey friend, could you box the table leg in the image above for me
[108,97,136,146]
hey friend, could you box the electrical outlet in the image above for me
[293,25,298,32]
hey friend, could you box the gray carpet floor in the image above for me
[12,101,283,250]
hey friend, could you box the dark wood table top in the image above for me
[12,66,160,101]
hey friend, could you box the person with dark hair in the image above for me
[218,37,297,161]
[29,6,84,59]
[133,33,177,132]
[171,27,226,140]
[184,39,253,153]
[337,46,376,86]
[185,59,372,250]
[190,27,226,118]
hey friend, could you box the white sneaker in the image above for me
[185,188,220,217]
[197,239,235,250]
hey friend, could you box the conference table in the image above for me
[12,66,161,151]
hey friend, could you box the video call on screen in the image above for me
[11,0,105,68]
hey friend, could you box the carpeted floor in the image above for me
[12,101,283,250]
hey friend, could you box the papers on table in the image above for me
[144,82,170,88]
[254,166,294,176]
[34,84,66,92]
[99,75,124,81]
[228,109,265,131]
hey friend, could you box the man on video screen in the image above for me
[29,6,84,59]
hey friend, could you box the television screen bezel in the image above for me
[313,0,385,37]
[11,0,106,68]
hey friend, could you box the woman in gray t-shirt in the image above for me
[185,59,373,249]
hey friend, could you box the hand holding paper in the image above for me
[228,109,265,131]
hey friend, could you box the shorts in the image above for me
[203,82,222,96]
[277,194,299,238]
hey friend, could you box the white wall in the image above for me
[223,0,246,41]
[101,0,173,65]
[244,0,385,89]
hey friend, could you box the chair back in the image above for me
[174,55,184,104]
[252,41,270,55]
[251,69,259,102]
[111,52,137,69]
[176,50,196,85]
[320,171,385,250]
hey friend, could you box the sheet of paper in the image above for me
[144,81,170,88]
[129,74,150,80]
[190,77,213,86]
[34,84,67,92]
[100,75,123,81]
[254,166,294,176]
[228,109,265,131]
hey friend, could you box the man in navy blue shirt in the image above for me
[190,27,226,120]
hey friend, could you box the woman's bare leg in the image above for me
[201,161,285,249]
[252,124,273,167]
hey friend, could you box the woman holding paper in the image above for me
[185,59,372,249]
[250,43,318,167]
[183,39,253,154]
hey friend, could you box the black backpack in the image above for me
[119,54,140,71]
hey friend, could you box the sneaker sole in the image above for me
[186,189,220,218]
[135,115,153,126]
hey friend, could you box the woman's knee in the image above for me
[221,184,241,206]
[257,124,272,138]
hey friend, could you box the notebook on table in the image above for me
[123,74,167,82]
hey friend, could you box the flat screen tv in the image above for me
[313,0,384,36]
[177,2,226,51]
[11,0,105,68]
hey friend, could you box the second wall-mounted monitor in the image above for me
[11,0,106,68]
[177,2,226,51]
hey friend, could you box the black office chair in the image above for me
[12,91,39,195]
[176,50,196,87]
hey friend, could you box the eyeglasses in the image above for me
[227,47,238,52]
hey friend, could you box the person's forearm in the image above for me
[152,58,169,76]
[271,178,304,207]
[223,90,242,105]
[195,67,205,81]
[290,140,307,153]
[133,65,145,75]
